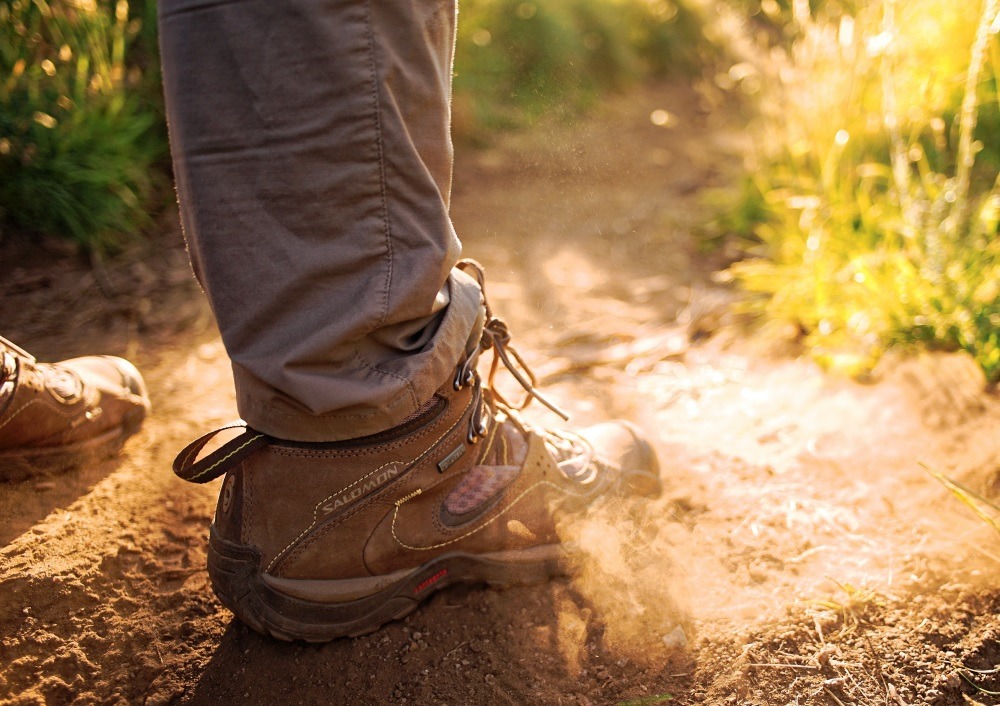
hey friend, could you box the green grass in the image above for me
[0,0,165,253]
[923,462,1000,538]
[719,0,1000,383]
[3,0,710,248]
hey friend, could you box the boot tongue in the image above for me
[480,411,528,467]
[442,414,528,518]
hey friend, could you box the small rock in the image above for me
[814,644,837,666]
[748,563,768,583]
[662,626,688,649]
[941,671,962,690]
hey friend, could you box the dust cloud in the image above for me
[542,350,1000,672]
[556,495,694,665]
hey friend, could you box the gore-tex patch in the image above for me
[437,443,465,473]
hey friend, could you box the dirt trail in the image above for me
[3,82,1000,706]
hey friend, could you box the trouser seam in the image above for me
[352,346,420,414]
[364,0,393,332]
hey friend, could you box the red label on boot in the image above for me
[413,569,448,595]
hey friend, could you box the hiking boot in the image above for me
[0,336,151,481]
[173,260,661,641]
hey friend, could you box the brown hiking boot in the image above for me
[173,261,661,641]
[0,336,150,481]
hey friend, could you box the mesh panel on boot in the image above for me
[444,464,520,515]
[444,419,528,515]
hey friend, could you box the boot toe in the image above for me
[60,355,151,433]
[104,356,151,433]
[103,356,150,407]
[580,420,662,498]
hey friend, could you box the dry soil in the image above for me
[2,82,1000,706]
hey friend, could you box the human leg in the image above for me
[173,261,661,640]
[162,0,663,640]
[158,0,482,442]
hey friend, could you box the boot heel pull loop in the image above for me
[173,422,266,483]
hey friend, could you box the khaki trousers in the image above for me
[158,0,482,441]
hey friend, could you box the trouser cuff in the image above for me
[233,268,485,442]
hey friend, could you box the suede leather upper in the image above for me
[0,344,149,458]
[212,377,652,583]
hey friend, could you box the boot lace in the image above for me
[540,428,602,484]
[453,259,572,448]
[0,335,81,402]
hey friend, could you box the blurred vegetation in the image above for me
[1,0,709,251]
[8,0,995,387]
[715,0,1000,383]
[453,0,708,140]
[0,0,165,253]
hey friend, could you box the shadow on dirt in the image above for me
[0,454,130,546]
[181,581,694,705]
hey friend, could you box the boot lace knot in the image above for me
[454,259,569,445]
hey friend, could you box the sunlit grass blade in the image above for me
[718,0,1000,384]
[921,462,1000,535]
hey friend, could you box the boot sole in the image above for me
[207,524,569,642]
[0,408,147,482]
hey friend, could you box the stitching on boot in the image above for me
[281,485,388,576]
[187,435,264,481]
[0,397,80,431]
[265,396,474,574]
[390,478,588,551]
[279,428,471,574]
[269,403,452,459]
